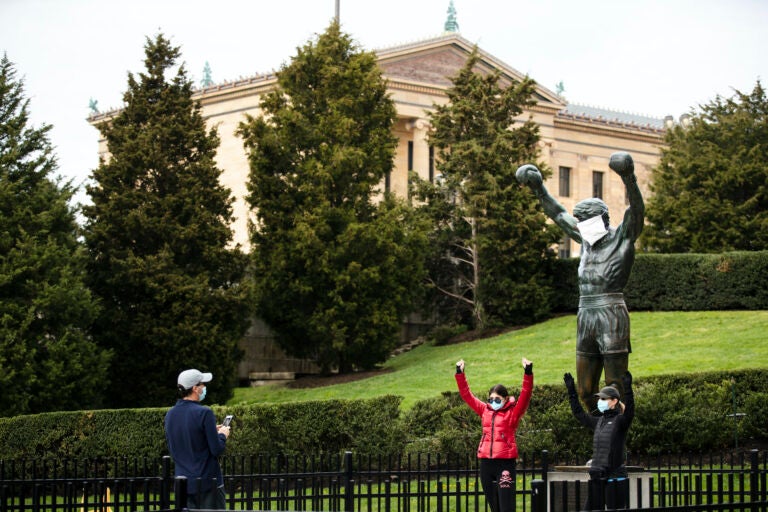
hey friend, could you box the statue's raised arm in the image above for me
[609,152,644,242]
[515,164,580,242]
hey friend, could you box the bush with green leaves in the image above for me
[551,251,768,312]
[224,396,405,458]
[400,369,768,458]
[642,81,768,253]
[0,371,765,472]
[0,55,109,416]
[237,22,429,374]
[83,34,251,408]
[0,395,404,472]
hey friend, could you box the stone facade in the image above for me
[376,34,664,257]
[90,33,664,256]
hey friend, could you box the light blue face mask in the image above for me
[199,386,207,402]
[597,399,610,412]
[489,397,504,411]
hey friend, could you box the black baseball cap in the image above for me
[595,386,620,400]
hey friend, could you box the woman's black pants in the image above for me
[480,458,517,512]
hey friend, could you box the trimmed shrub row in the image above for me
[1,370,765,467]
[0,395,404,462]
[404,369,768,458]
[551,251,768,312]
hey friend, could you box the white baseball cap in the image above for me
[177,369,213,390]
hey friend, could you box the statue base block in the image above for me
[546,465,652,511]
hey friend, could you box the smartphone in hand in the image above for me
[222,414,234,427]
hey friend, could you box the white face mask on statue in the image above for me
[577,215,608,246]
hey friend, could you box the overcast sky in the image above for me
[1,0,766,206]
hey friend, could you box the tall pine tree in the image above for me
[83,35,250,407]
[238,22,429,373]
[413,49,558,330]
[643,81,768,252]
[0,54,108,416]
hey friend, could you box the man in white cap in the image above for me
[165,369,230,509]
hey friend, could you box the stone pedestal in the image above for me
[546,466,652,511]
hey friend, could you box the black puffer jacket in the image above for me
[567,374,634,478]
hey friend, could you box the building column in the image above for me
[407,118,431,181]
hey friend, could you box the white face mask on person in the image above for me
[577,215,608,245]
[597,399,610,412]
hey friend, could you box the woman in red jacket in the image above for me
[455,357,533,512]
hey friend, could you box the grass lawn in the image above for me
[229,310,768,410]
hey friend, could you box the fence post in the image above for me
[750,449,759,508]
[605,478,629,510]
[160,455,171,511]
[541,450,549,482]
[174,476,188,511]
[531,479,545,512]
[343,451,354,512]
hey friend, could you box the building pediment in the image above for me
[375,33,565,108]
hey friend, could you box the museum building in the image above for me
[89,21,669,383]
[90,28,666,259]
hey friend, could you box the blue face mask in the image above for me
[597,399,610,412]
[199,386,207,402]
[490,399,504,411]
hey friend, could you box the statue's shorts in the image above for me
[576,293,630,357]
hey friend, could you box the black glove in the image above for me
[524,362,533,375]
[456,363,463,374]
[563,372,576,395]
[622,371,633,391]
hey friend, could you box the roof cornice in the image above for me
[555,113,665,143]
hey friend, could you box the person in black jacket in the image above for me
[564,371,634,510]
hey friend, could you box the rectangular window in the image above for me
[385,171,391,193]
[406,141,414,200]
[592,171,604,199]
[559,235,571,259]
[558,166,571,197]
[429,146,435,182]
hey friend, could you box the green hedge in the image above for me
[0,408,169,460]
[0,395,404,463]
[1,372,765,467]
[223,395,404,457]
[551,251,768,312]
[401,369,768,458]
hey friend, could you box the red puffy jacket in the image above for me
[455,371,533,459]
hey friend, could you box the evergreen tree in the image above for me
[0,54,108,416]
[643,81,768,252]
[238,22,429,373]
[83,35,250,407]
[413,49,558,330]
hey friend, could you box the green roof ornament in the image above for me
[444,0,459,33]
[556,81,566,97]
[88,98,99,114]
[201,61,213,88]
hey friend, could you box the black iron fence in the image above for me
[1,450,766,512]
